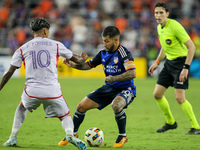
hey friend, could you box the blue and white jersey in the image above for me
[88,44,136,96]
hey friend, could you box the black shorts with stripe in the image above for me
[157,57,189,89]
[87,85,135,110]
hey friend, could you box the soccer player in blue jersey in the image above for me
[59,26,136,147]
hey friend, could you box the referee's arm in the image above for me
[184,39,195,66]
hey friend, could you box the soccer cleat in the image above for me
[185,128,200,135]
[113,135,128,148]
[58,133,78,146]
[65,136,87,150]
[156,122,178,133]
[3,137,17,147]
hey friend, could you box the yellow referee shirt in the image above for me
[157,19,190,60]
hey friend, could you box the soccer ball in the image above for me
[84,127,104,147]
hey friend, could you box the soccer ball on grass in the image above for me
[84,127,104,147]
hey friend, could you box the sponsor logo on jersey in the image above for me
[102,58,105,62]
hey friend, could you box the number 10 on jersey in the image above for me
[30,50,51,69]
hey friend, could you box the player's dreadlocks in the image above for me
[30,18,50,31]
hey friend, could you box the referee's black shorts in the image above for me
[157,57,189,89]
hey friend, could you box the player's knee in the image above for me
[77,102,84,111]
[77,102,87,112]
[111,102,120,113]
[175,96,185,104]
[153,91,162,100]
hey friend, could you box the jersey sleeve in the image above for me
[10,48,23,68]
[58,42,73,59]
[120,49,135,71]
[87,50,102,67]
[173,21,190,43]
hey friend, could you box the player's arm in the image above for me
[64,50,102,70]
[148,47,166,76]
[69,52,88,64]
[106,60,136,83]
[63,59,92,70]
[63,51,91,70]
[179,39,195,82]
[106,69,136,84]
[183,39,195,66]
[0,65,18,91]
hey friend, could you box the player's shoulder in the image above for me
[169,18,179,24]
[44,38,62,45]
[118,45,131,58]
[168,19,182,27]
[168,19,185,32]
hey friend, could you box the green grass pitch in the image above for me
[0,77,200,150]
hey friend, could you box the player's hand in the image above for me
[81,52,88,61]
[105,75,115,83]
[179,69,188,82]
[63,58,76,67]
[148,63,159,76]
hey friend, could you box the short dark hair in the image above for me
[154,1,169,12]
[30,18,50,31]
[102,26,120,38]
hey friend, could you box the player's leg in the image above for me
[60,114,74,137]
[73,96,99,133]
[112,96,127,148]
[112,90,135,148]
[154,84,177,132]
[60,115,87,150]
[175,89,200,134]
[3,91,40,147]
[59,85,116,146]
[3,103,27,147]
[57,96,95,147]
[43,96,87,149]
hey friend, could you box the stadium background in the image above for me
[0,0,200,78]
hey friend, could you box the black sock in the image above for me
[73,109,85,132]
[115,109,126,135]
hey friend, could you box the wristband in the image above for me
[155,60,160,65]
[183,64,190,69]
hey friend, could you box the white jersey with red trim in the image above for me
[10,37,73,98]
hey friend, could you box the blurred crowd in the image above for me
[0,0,200,60]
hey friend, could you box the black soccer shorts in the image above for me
[87,85,135,110]
[157,57,189,89]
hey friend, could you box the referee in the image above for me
[148,1,200,134]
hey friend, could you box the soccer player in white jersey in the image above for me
[0,18,87,150]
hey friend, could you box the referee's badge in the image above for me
[166,39,172,45]
[114,57,118,64]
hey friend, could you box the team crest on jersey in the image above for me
[166,39,172,45]
[114,57,118,64]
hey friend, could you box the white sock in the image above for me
[10,104,27,138]
[61,116,74,137]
